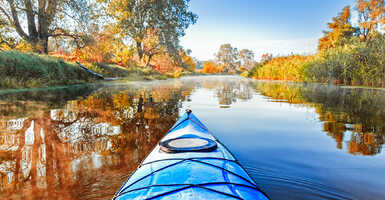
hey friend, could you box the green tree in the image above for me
[216,44,239,72]
[0,0,93,53]
[106,0,197,64]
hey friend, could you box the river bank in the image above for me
[243,30,385,88]
[0,51,171,89]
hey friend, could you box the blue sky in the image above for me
[180,0,354,61]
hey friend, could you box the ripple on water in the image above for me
[244,165,356,200]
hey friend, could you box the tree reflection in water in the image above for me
[193,76,254,106]
[255,82,385,156]
[0,77,384,199]
[0,83,188,199]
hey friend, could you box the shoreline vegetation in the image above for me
[197,1,384,88]
[0,51,174,89]
[241,2,385,88]
[0,0,198,90]
[242,33,385,88]
[1,0,384,90]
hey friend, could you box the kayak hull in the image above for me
[114,111,269,200]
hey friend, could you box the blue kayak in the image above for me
[114,110,270,200]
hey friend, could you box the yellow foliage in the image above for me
[240,71,249,77]
[14,41,33,52]
[0,44,11,51]
[70,28,134,67]
[173,68,182,78]
[250,55,313,81]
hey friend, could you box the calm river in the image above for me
[0,76,384,200]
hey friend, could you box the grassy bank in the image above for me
[0,51,170,89]
[0,51,96,88]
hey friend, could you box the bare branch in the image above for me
[0,39,16,48]
[0,5,13,23]
[6,0,30,41]
[13,5,39,15]
[49,28,88,48]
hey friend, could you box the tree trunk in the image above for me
[146,54,153,68]
[32,37,49,54]
[41,37,48,54]
[136,41,143,60]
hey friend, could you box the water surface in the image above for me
[0,76,384,199]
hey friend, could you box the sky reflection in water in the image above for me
[0,76,384,200]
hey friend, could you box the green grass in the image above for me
[88,63,170,80]
[0,51,172,89]
[0,51,97,89]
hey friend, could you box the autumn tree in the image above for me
[180,50,196,71]
[72,26,129,64]
[202,61,222,73]
[106,0,197,64]
[216,44,239,72]
[357,0,385,40]
[142,29,165,67]
[239,49,255,70]
[0,0,94,53]
[152,53,179,72]
[318,6,357,50]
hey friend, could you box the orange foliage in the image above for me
[318,6,354,50]
[348,133,378,155]
[48,29,135,68]
[181,54,196,71]
[152,54,179,73]
[238,66,246,72]
[357,0,385,39]
[49,49,72,60]
[72,31,116,63]
[202,61,223,73]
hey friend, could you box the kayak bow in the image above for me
[114,110,270,200]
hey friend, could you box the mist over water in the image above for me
[0,76,384,199]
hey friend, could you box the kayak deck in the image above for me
[114,111,269,200]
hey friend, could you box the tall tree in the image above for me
[318,6,357,50]
[216,44,239,72]
[239,49,255,70]
[142,29,164,66]
[106,0,197,64]
[357,0,385,40]
[0,0,93,53]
